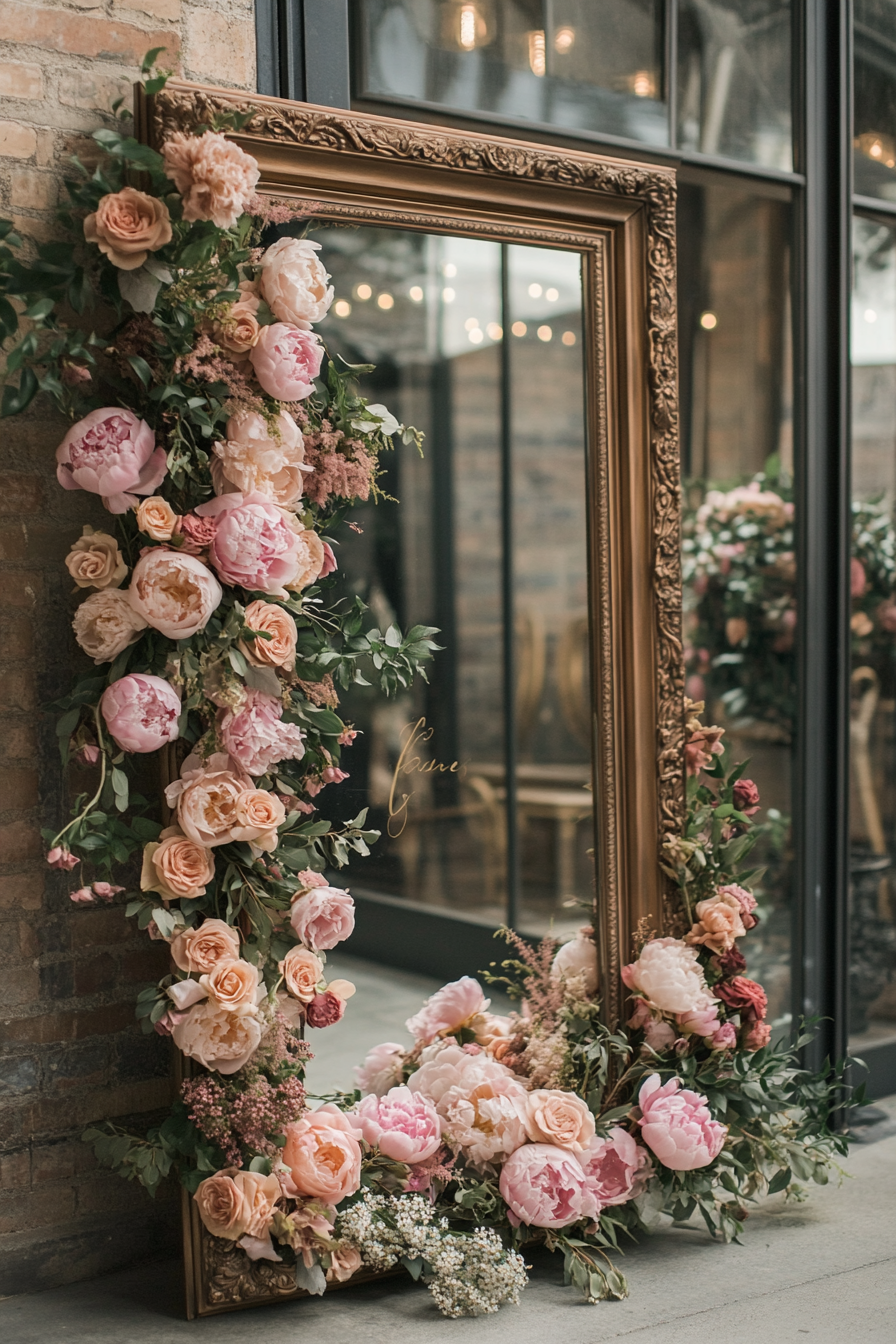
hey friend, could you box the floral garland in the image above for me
[0,68,848,1320]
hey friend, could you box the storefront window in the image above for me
[849,214,896,1053]
[305,222,592,937]
[357,0,668,144]
[676,0,792,171]
[855,2,896,201]
[678,175,795,1028]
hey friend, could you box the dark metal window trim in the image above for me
[255,0,350,106]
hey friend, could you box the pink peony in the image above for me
[435,1068,528,1167]
[100,673,181,753]
[212,409,308,506]
[579,1126,649,1207]
[162,131,259,229]
[499,1143,599,1229]
[290,885,355,951]
[356,1085,442,1163]
[405,977,488,1043]
[128,549,222,640]
[47,847,79,871]
[355,1042,405,1097]
[636,1074,727,1171]
[56,408,167,514]
[407,1042,509,1107]
[219,689,305,776]
[283,1107,362,1205]
[198,491,303,596]
[551,928,598,994]
[250,323,324,401]
[259,237,333,327]
[320,541,338,577]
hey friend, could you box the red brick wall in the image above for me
[0,0,256,1293]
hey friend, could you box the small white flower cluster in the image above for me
[337,1190,528,1318]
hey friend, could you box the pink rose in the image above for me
[259,237,333,326]
[715,976,768,1023]
[637,1074,727,1171]
[162,130,260,229]
[219,689,305,776]
[240,599,298,670]
[279,946,323,1003]
[732,779,760,815]
[718,882,759,929]
[283,1108,362,1204]
[405,977,488,1043]
[198,491,303,596]
[710,1022,738,1050]
[194,1168,281,1240]
[128,549,222,640]
[141,826,216,901]
[580,1127,650,1207]
[290,885,355,951]
[100,673,181,753]
[356,1086,441,1164]
[685,894,746,954]
[523,1089,595,1152]
[56,408,167,514]
[250,323,324,401]
[355,1042,405,1097]
[47,847,79,871]
[69,886,95,904]
[91,881,124,902]
[327,1244,362,1283]
[499,1143,599,1229]
[743,1020,772,1052]
[200,957,261,1014]
[551,928,598,994]
[177,512,218,553]
[305,990,346,1028]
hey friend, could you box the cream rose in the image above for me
[212,295,261,355]
[141,826,216,901]
[72,588,148,664]
[136,496,178,541]
[259,237,334,326]
[128,549,223,640]
[65,526,128,589]
[194,1169,281,1241]
[240,599,298,670]
[285,526,325,591]
[279,946,323,1003]
[170,917,240,974]
[523,1089,596,1153]
[172,1000,263,1073]
[199,958,261,1014]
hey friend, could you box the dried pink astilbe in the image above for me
[405,1145,457,1197]
[301,438,377,507]
[245,194,323,225]
[500,929,565,1032]
[174,335,263,408]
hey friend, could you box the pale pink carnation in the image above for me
[499,1143,599,1229]
[355,1042,405,1097]
[198,491,302,596]
[177,513,218,553]
[250,324,324,401]
[637,1074,727,1171]
[405,976,488,1043]
[162,131,260,229]
[289,885,355,951]
[100,673,181,753]
[580,1126,650,1206]
[356,1086,442,1164]
[218,689,305,777]
[56,408,166,514]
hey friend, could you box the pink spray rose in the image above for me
[100,673,181,753]
[356,1086,442,1164]
[47,847,79,871]
[198,491,303,596]
[405,976,488,1043]
[355,1042,406,1097]
[259,236,334,326]
[162,130,260,228]
[499,1143,600,1229]
[732,779,760,815]
[249,323,325,401]
[579,1126,650,1207]
[56,408,167,514]
[218,689,306,777]
[710,1022,738,1051]
[128,549,223,640]
[69,886,95,904]
[290,885,355,951]
[283,1108,362,1205]
[636,1074,727,1171]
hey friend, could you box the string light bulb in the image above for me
[554,26,575,54]
[529,30,546,77]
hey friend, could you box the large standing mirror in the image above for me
[141,82,683,1312]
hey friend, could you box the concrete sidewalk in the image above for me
[1,1097,893,1344]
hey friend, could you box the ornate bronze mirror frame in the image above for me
[137,81,683,1317]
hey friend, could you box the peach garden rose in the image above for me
[165,755,257,848]
[240,599,298,670]
[523,1089,596,1153]
[199,958,260,1014]
[171,998,263,1073]
[136,495,178,541]
[128,548,223,640]
[170,918,240,974]
[65,526,127,589]
[279,946,324,1003]
[83,186,172,270]
[140,826,215,901]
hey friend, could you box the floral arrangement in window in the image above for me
[0,64,850,1321]
[682,461,896,736]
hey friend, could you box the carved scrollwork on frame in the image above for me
[202,1230,299,1308]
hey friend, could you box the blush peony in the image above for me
[172,999,263,1073]
[499,1143,599,1230]
[170,918,240,974]
[579,1126,650,1206]
[128,549,222,640]
[240,599,297,670]
[523,1089,596,1153]
[290,885,355,951]
[56,408,167,513]
[355,1042,406,1097]
[407,1041,510,1107]
[405,976,488,1043]
[165,754,255,848]
[65,526,127,589]
[356,1086,442,1164]
[249,323,325,401]
[259,237,334,327]
[219,689,306,776]
[283,1108,362,1205]
[212,409,308,506]
[83,186,172,270]
[140,826,215,901]
[199,491,303,596]
[636,1074,727,1171]
[622,937,720,1021]
[100,673,181,753]
[285,526,326,591]
[162,130,260,228]
[551,928,598,994]
[73,589,148,664]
